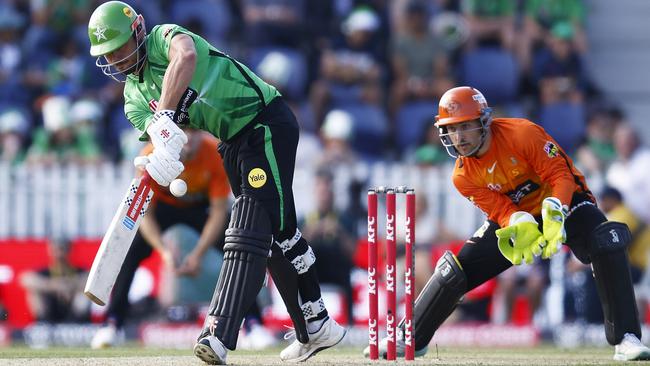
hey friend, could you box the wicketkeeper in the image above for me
[366,86,650,361]
[87,2,345,364]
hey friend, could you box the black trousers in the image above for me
[107,202,210,327]
[218,97,300,242]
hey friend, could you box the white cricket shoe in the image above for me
[194,335,228,365]
[614,333,650,361]
[280,317,346,362]
[90,324,124,349]
[362,336,428,359]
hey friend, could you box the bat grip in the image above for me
[140,171,186,191]
[141,171,152,185]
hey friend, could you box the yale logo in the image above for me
[248,168,267,188]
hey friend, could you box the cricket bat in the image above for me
[84,173,154,306]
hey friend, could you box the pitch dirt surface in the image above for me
[0,345,623,365]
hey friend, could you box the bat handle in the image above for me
[141,171,152,185]
[140,172,186,197]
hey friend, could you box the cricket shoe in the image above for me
[194,335,227,365]
[90,324,124,349]
[362,336,428,359]
[280,317,346,362]
[614,333,650,361]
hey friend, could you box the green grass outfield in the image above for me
[0,345,625,365]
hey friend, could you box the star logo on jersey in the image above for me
[510,157,518,165]
[93,25,107,41]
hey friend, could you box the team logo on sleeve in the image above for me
[544,141,559,158]
[248,168,267,188]
[123,7,133,17]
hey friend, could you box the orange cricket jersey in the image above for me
[452,118,591,228]
[140,132,230,207]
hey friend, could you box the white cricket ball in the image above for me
[170,179,187,197]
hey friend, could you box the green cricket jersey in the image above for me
[124,24,281,141]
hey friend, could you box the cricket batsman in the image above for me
[366,86,650,361]
[87,2,345,364]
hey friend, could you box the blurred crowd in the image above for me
[2,0,650,334]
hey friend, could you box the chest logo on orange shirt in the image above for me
[487,183,502,192]
[487,161,497,174]
[248,168,267,188]
[505,180,540,204]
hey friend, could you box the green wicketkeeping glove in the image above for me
[541,197,567,259]
[496,212,546,265]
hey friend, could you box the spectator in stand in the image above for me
[575,108,619,185]
[26,95,102,165]
[532,22,590,96]
[0,4,29,108]
[389,1,453,115]
[0,108,30,165]
[316,109,358,171]
[519,0,587,73]
[537,75,586,155]
[300,169,357,324]
[461,0,516,50]
[606,123,650,225]
[20,239,90,323]
[241,0,306,48]
[409,122,448,166]
[45,35,90,97]
[310,7,384,125]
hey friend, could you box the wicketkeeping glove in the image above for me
[541,197,567,259]
[495,212,546,265]
[146,110,188,160]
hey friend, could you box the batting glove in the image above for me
[495,212,546,265]
[146,110,188,160]
[541,197,567,259]
[134,148,184,187]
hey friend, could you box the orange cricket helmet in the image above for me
[435,86,491,126]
